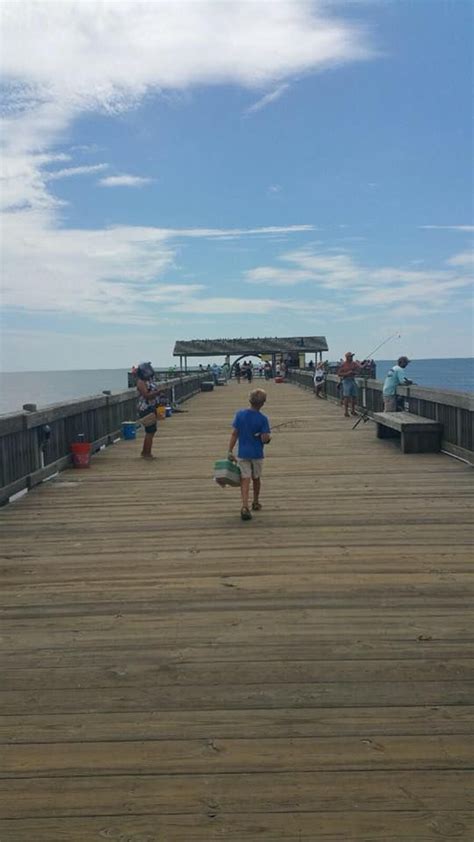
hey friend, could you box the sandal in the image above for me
[240,507,252,521]
[251,502,262,511]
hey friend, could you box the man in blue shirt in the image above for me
[383,356,412,411]
[228,389,271,521]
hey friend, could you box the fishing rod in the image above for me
[352,331,403,430]
[254,418,300,438]
[362,330,402,362]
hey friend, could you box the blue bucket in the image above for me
[122,421,137,440]
[165,406,172,418]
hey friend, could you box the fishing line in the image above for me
[363,331,402,361]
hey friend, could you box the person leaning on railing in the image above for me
[382,357,412,412]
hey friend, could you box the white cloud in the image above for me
[420,225,474,232]
[99,174,153,188]
[2,3,373,107]
[1,212,314,322]
[244,247,473,312]
[172,225,314,240]
[0,1,373,328]
[47,164,109,180]
[246,250,362,287]
[446,250,474,267]
[169,296,338,316]
[1,210,177,319]
[245,266,315,286]
[245,84,290,115]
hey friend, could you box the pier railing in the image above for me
[0,373,206,505]
[287,369,474,462]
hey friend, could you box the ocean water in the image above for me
[0,358,472,415]
[0,369,129,415]
[374,357,474,394]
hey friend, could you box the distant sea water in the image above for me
[374,358,473,395]
[0,358,472,415]
[0,369,130,415]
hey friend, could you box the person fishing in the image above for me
[337,352,361,417]
[383,357,412,411]
[136,362,162,459]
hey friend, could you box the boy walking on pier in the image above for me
[228,389,271,521]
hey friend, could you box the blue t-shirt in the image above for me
[383,365,409,396]
[232,408,270,459]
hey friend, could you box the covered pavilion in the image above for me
[173,335,328,372]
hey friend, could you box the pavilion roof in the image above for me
[173,336,328,356]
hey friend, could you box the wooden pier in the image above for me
[1,380,473,840]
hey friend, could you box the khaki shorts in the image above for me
[238,459,263,479]
[383,396,397,412]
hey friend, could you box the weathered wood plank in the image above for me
[0,771,473,817]
[2,706,473,745]
[2,640,473,670]
[2,659,474,691]
[1,811,473,842]
[3,734,474,777]
[1,681,472,715]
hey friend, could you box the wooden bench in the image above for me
[372,411,442,454]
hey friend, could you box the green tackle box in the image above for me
[213,458,241,487]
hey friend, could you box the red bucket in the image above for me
[71,441,92,468]
[275,376,284,383]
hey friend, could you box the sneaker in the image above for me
[240,507,252,521]
[251,502,262,511]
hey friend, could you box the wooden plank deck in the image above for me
[1,380,473,841]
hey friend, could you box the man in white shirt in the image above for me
[382,356,412,411]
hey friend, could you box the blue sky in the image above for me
[1,0,472,370]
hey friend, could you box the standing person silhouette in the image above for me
[337,352,361,417]
[136,362,161,459]
[227,389,271,521]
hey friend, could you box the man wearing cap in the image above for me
[382,357,412,411]
[337,352,361,417]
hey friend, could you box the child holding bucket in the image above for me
[227,389,271,521]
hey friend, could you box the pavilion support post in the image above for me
[179,355,183,373]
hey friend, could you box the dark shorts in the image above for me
[138,409,157,434]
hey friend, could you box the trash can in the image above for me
[71,441,92,468]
